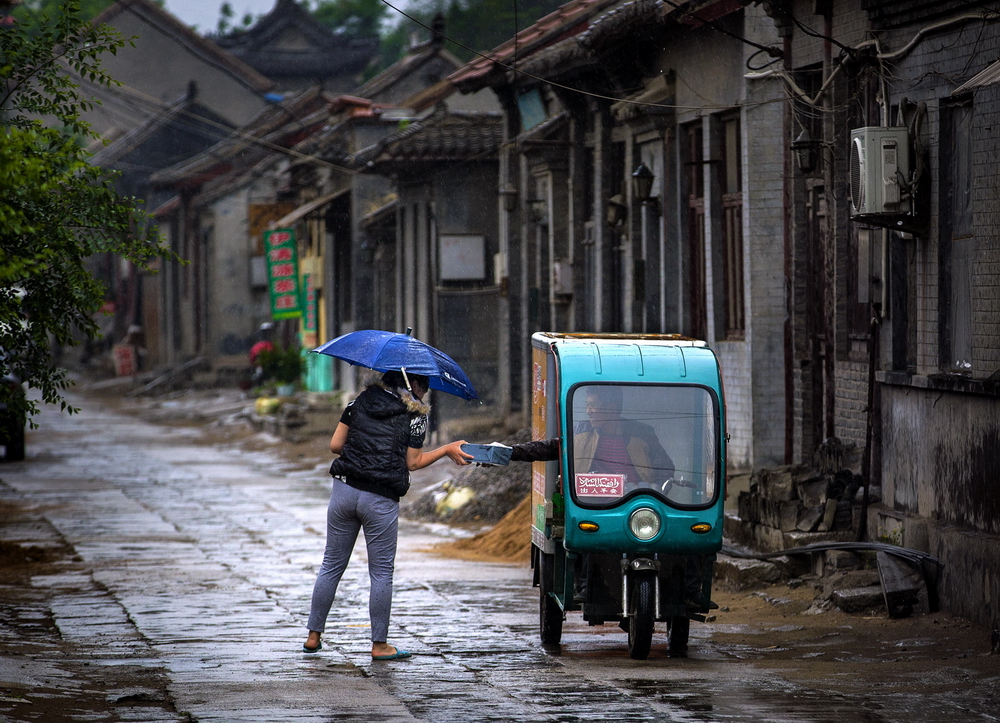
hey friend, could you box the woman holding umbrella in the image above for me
[303,359,474,660]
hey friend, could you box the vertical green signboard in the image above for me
[263,228,302,319]
[302,273,318,347]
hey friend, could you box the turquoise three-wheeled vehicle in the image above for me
[529,333,727,659]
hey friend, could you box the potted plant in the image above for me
[257,344,304,395]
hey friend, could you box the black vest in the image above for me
[329,386,415,500]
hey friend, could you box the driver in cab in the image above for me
[509,385,712,611]
[574,385,674,489]
[511,385,675,492]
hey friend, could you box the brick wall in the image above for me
[972,83,1000,374]
[833,361,868,447]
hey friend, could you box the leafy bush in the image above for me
[257,345,304,384]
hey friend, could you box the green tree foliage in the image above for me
[0,1,168,424]
[310,0,388,37]
[12,0,168,27]
[215,1,256,35]
[13,0,117,25]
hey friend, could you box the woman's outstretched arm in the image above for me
[406,441,473,470]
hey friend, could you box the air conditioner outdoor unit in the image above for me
[849,127,911,219]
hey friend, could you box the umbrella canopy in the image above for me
[312,330,479,400]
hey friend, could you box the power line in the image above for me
[658,0,782,59]
[377,0,753,112]
[85,77,356,174]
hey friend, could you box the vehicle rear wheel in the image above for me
[667,615,690,657]
[539,552,563,645]
[627,573,655,660]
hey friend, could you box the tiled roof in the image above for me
[215,0,344,51]
[514,35,592,78]
[354,107,504,169]
[354,44,464,102]
[89,96,232,167]
[448,0,620,90]
[577,0,666,50]
[214,0,378,81]
[224,41,378,79]
[150,87,330,187]
[393,78,457,115]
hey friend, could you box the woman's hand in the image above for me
[406,440,474,470]
[444,440,474,466]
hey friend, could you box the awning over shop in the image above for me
[360,198,398,229]
[272,188,349,228]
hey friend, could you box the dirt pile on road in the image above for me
[430,494,532,563]
[405,429,533,525]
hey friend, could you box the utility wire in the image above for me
[10,2,353,174]
[377,0,752,112]
[84,78,356,174]
[783,11,857,60]
[657,0,782,58]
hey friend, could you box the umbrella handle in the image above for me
[401,367,412,392]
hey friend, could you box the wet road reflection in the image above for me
[0,393,997,722]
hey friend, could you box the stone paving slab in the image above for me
[0,398,432,721]
[4,390,1000,723]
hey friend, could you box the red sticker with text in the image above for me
[575,474,625,498]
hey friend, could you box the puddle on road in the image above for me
[622,677,897,722]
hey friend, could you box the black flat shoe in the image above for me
[302,641,323,653]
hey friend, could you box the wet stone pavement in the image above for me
[1,392,998,722]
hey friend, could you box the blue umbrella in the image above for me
[312,329,479,400]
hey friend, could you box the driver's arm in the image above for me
[510,438,561,462]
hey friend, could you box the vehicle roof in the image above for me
[534,333,721,389]
[532,332,707,347]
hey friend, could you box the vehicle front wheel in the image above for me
[539,551,563,645]
[627,573,655,660]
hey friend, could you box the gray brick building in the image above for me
[780,0,1000,628]
[444,0,1000,628]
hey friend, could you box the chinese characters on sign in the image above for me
[575,474,625,498]
[263,228,301,319]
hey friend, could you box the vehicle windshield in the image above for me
[567,383,718,509]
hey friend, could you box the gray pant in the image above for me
[306,480,399,642]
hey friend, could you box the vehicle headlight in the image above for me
[628,507,661,541]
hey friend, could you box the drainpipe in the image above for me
[858,309,881,541]
[782,30,794,464]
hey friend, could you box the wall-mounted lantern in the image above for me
[607,194,628,227]
[632,162,660,215]
[498,184,518,213]
[632,163,655,201]
[791,128,819,174]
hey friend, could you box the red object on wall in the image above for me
[112,344,136,377]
